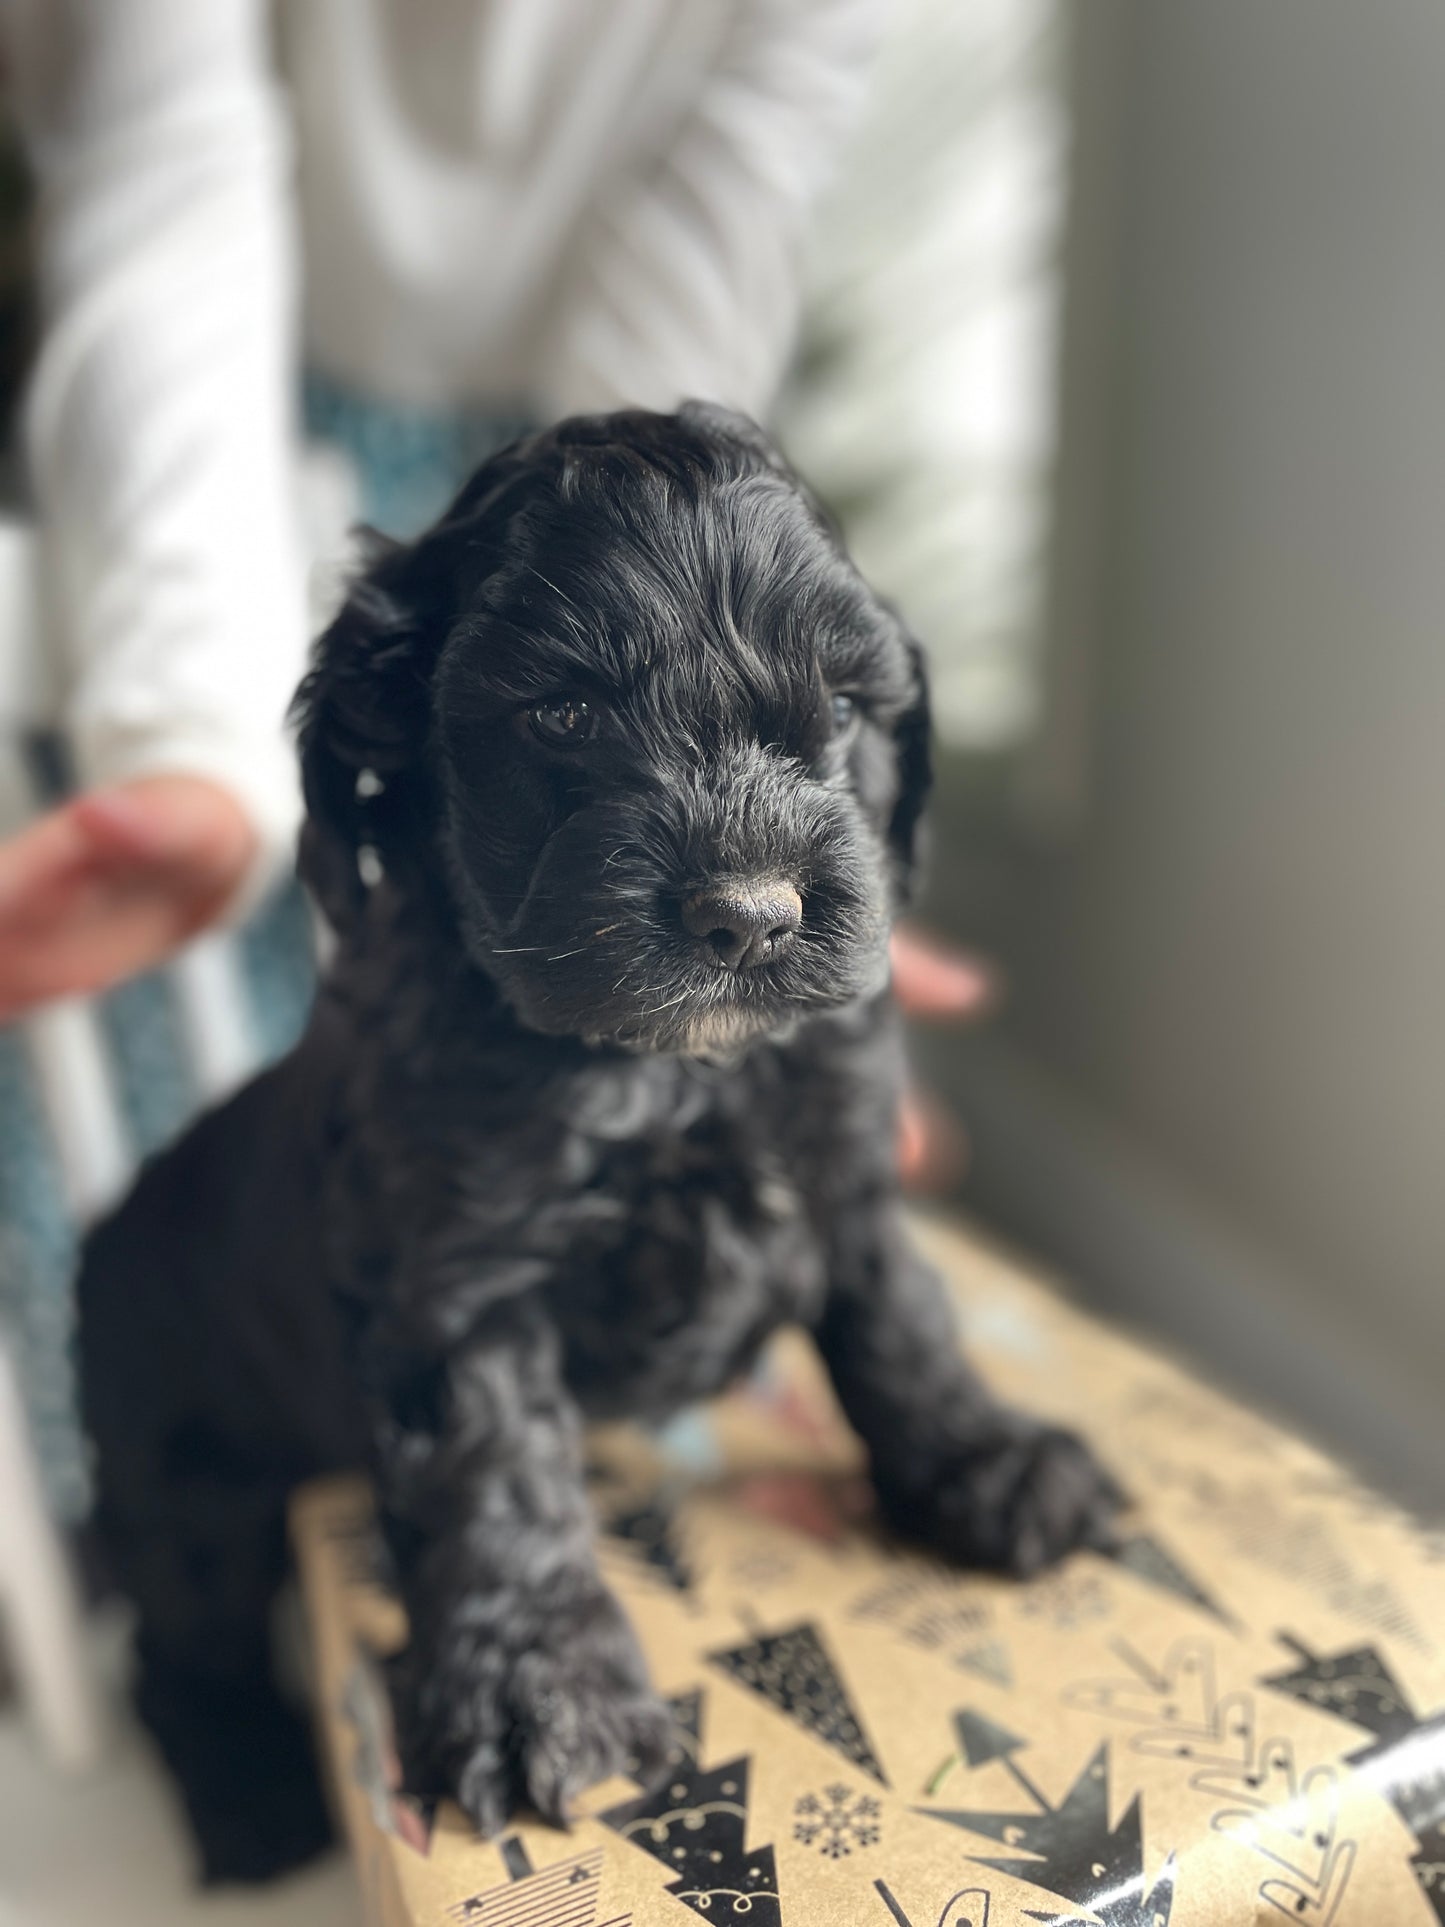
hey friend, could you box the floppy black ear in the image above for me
[292,538,442,928]
[887,630,934,905]
[292,434,551,927]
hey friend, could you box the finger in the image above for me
[0,870,199,1019]
[890,925,997,1019]
[0,779,256,1019]
[898,1085,970,1195]
[71,777,250,872]
[0,802,99,917]
[69,786,193,862]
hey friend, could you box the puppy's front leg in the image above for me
[815,1198,1122,1575]
[371,1303,670,1834]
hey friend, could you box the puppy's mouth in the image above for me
[479,868,889,1055]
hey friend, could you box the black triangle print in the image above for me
[1262,1634,1418,1744]
[709,1620,889,1785]
[666,1840,781,1926]
[953,1709,1027,1771]
[922,1744,1175,1927]
[600,1696,783,1927]
[1104,1532,1231,1625]
[607,1497,693,1593]
[602,1756,753,1877]
[1263,1635,1445,1843]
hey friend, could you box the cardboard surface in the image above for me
[293,1214,1445,1926]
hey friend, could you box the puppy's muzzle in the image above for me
[682,879,803,972]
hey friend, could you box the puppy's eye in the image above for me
[528,695,595,746]
[830,692,861,738]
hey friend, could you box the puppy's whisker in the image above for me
[640,990,693,1019]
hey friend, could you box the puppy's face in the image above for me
[299,409,929,1055]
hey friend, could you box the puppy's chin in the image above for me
[483,940,891,1058]
[675,1006,785,1059]
[614,1000,795,1061]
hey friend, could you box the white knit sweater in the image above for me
[1,0,878,896]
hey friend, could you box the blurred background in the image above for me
[803,0,1445,1517]
[0,0,1442,1919]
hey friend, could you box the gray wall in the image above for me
[933,0,1445,1502]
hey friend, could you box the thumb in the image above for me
[69,784,201,863]
[890,925,998,1020]
[71,775,257,880]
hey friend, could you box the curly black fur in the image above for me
[77,405,1119,1883]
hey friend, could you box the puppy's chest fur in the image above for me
[321,973,891,1424]
[544,1084,828,1419]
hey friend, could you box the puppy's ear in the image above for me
[292,539,442,928]
[292,439,539,928]
[887,629,934,904]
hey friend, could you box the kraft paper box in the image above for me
[292,1215,1445,1927]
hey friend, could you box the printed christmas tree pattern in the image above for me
[708,1620,889,1785]
[926,1710,1049,1803]
[874,1878,993,1927]
[1102,1533,1232,1626]
[600,1690,782,1925]
[1066,1634,1372,1923]
[443,1843,630,1926]
[919,1724,1176,1927]
[1263,1634,1445,1922]
[605,1494,694,1595]
[1065,1637,1259,1771]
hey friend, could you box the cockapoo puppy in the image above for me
[78,405,1119,1882]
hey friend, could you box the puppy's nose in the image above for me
[682,881,803,971]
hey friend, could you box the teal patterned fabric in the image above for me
[2,381,533,1518]
[96,972,199,1162]
[303,369,533,538]
[0,1027,85,1519]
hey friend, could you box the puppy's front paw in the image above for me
[881,1414,1124,1577]
[498,1635,674,1828]
[396,1588,672,1836]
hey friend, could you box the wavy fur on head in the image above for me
[78,405,1118,1883]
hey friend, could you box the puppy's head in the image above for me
[296,405,930,1054]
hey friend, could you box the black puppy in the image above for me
[78,405,1118,1882]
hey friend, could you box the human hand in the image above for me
[0,774,256,1021]
[889,923,996,1193]
[890,923,994,1023]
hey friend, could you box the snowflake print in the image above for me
[792,1783,882,1858]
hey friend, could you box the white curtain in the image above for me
[779,0,1070,749]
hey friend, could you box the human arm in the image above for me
[0,0,308,1009]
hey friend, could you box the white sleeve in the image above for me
[4,0,307,906]
[535,0,884,423]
